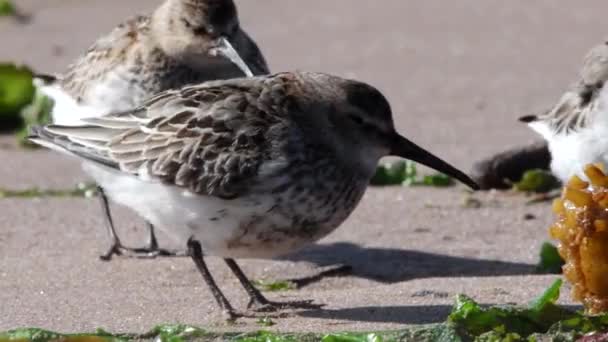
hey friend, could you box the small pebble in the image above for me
[412,290,449,298]
[462,196,482,208]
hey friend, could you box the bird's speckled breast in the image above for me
[220,164,369,259]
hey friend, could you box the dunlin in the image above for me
[29,71,478,318]
[520,41,608,182]
[36,0,269,260]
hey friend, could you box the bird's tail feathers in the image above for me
[33,73,59,86]
[518,114,539,123]
[27,125,118,169]
[27,125,74,155]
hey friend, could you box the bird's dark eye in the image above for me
[182,18,210,36]
[348,114,365,125]
[229,23,239,35]
[193,26,209,36]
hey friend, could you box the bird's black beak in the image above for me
[390,133,480,190]
[209,37,254,77]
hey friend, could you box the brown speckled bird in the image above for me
[30,71,478,319]
[37,0,269,260]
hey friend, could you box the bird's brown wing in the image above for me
[36,78,290,199]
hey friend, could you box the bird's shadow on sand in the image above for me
[278,243,542,324]
[299,305,453,324]
[297,304,583,325]
[281,242,536,284]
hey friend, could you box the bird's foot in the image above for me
[222,308,245,322]
[99,242,186,261]
[248,297,324,312]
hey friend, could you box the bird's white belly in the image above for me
[40,68,146,126]
[39,83,102,126]
[548,124,608,182]
[82,163,326,259]
[546,88,608,182]
[83,69,147,113]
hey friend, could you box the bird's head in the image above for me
[292,72,479,190]
[153,0,246,70]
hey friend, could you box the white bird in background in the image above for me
[520,40,608,183]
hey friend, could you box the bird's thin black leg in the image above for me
[224,258,324,312]
[145,222,160,251]
[142,223,186,257]
[187,238,240,320]
[98,186,128,261]
[97,186,185,260]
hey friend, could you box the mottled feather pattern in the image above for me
[50,75,299,200]
[31,70,470,260]
[530,41,608,135]
[580,41,608,86]
[60,15,151,102]
[57,15,269,111]
[538,85,598,134]
[535,82,601,135]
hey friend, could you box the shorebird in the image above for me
[29,71,479,319]
[36,0,269,260]
[520,41,608,183]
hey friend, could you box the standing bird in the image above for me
[520,41,608,183]
[37,0,269,260]
[29,71,479,319]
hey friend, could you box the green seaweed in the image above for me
[0,64,35,127]
[514,169,560,193]
[17,86,54,147]
[449,279,608,340]
[0,328,461,342]
[232,330,302,342]
[536,242,564,274]
[0,62,54,145]
[252,279,296,292]
[256,317,276,327]
[4,281,608,341]
[0,328,64,342]
[370,161,410,186]
[0,327,124,341]
[370,161,454,187]
[0,183,97,199]
[0,1,15,17]
[421,173,453,187]
[139,324,210,342]
[321,333,386,342]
